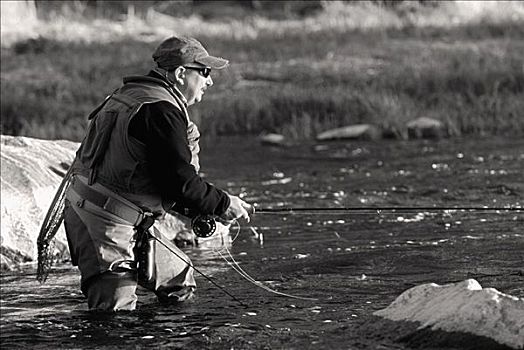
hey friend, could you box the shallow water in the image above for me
[1,137,523,349]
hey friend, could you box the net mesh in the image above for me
[36,168,73,283]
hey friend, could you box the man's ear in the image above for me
[173,66,186,85]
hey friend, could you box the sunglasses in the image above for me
[184,66,211,78]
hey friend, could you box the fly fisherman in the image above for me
[59,36,253,311]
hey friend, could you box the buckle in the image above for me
[102,198,112,211]
[137,212,156,231]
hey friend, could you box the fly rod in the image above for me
[190,205,522,238]
[253,206,523,213]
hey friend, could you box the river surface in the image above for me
[1,136,523,349]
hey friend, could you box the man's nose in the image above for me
[206,76,213,87]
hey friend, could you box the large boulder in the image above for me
[1,135,76,270]
[0,135,198,271]
[374,279,524,349]
[316,124,381,141]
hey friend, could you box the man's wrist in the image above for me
[217,190,231,216]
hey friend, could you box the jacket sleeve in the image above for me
[129,101,230,215]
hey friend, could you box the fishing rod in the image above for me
[254,206,524,213]
[191,205,522,238]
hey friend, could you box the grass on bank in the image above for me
[1,1,523,141]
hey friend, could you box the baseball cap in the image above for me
[152,36,229,70]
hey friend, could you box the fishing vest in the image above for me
[72,76,200,209]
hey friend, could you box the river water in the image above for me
[1,136,523,349]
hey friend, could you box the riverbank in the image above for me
[1,1,523,141]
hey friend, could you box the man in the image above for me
[63,36,252,311]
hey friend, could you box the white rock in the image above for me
[259,133,288,147]
[316,124,380,141]
[1,135,77,269]
[374,279,524,349]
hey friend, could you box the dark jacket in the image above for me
[74,71,229,216]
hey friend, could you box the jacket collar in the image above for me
[123,70,188,106]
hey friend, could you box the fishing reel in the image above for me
[191,214,217,238]
[169,203,218,238]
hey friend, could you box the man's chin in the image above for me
[187,96,199,106]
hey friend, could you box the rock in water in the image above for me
[374,279,524,349]
[1,135,78,270]
[316,124,380,141]
[259,133,288,147]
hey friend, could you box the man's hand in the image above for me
[220,195,253,223]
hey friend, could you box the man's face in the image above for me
[183,66,213,106]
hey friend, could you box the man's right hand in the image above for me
[220,195,253,223]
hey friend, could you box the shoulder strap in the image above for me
[88,88,119,120]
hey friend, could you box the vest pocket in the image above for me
[77,110,118,170]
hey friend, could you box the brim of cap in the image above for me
[195,55,229,70]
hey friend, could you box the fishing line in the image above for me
[149,233,248,307]
[212,220,318,301]
[230,219,242,243]
[216,246,319,301]
[207,204,523,300]
[172,205,522,303]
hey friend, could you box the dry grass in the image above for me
[2,1,523,45]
